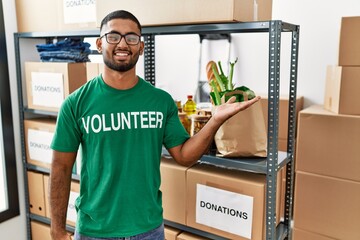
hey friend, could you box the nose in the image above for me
[117,36,128,46]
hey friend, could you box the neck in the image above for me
[102,68,139,90]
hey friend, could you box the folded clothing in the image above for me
[36,38,91,62]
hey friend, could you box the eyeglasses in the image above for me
[100,32,141,45]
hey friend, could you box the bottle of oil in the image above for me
[183,95,197,116]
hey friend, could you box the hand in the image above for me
[51,230,73,240]
[212,95,261,124]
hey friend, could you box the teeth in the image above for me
[115,52,128,56]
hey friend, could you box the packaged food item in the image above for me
[183,95,197,116]
[178,112,190,134]
[175,100,182,112]
[190,114,210,136]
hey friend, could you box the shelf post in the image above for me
[143,34,156,86]
[266,20,282,240]
[284,24,300,240]
[14,33,33,240]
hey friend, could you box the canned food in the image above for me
[190,114,210,136]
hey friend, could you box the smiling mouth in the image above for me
[113,51,130,61]
[115,52,129,56]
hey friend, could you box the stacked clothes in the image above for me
[36,38,91,62]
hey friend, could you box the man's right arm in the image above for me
[168,96,261,166]
[49,150,77,240]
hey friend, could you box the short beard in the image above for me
[104,52,140,72]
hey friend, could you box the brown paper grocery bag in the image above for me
[213,91,267,157]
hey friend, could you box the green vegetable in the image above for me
[209,80,221,106]
[217,61,229,90]
[228,58,238,90]
[211,63,226,92]
[235,86,256,100]
[207,58,256,105]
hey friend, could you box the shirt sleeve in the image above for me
[162,98,190,149]
[51,95,82,152]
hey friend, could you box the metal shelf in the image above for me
[142,21,297,35]
[24,108,58,117]
[162,148,290,174]
[30,214,228,240]
[29,214,75,233]
[29,214,289,240]
[14,30,99,38]
[14,21,297,38]
[15,20,299,240]
[26,163,80,182]
[200,151,290,173]
[165,220,289,240]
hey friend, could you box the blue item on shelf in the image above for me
[36,38,91,62]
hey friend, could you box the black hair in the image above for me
[100,10,142,33]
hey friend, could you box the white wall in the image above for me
[1,0,27,239]
[272,0,360,107]
[157,0,360,108]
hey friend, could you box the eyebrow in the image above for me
[107,30,140,35]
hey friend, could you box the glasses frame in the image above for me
[100,32,141,45]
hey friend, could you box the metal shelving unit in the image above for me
[15,20,299,240]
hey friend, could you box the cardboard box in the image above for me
[160,157,190,225]
[96,0,272,27]
[186,163,281,240]
[43,175,50,218]
[25,62,87,112]
[86,63,100,81]
[324,65,360,115]
[296,105,360,182]
[277,138,287,152]
[276,167,293,222]
[279,178,285,221]
[16,0,97,32]
[339,16,360,66]
[31,221,52,240]
[177,232,210,240]
[260,95,304,142]
[293,171,360,240]
[43,175,80,227]
[24,118,56,169]
[31,221,74,240]
[278,168,286,221]
[28,171,46,216]
[165,225,182,240]
[292,227,336,240]
[86,62,104,81]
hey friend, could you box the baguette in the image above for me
[206,61,217,82]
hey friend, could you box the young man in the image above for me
[49,10,260,240]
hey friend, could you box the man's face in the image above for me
[97,19,144,72]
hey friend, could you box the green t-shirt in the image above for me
[51,76,189,237]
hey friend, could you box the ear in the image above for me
[139,42,145,55]
[96,38,102,53]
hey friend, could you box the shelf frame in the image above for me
[15,20,299,240]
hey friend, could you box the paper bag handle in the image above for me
[221,90,249,104]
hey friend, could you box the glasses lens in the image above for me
[125,34,140,45]
[104,33,140,45]
[106,33,121,44]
